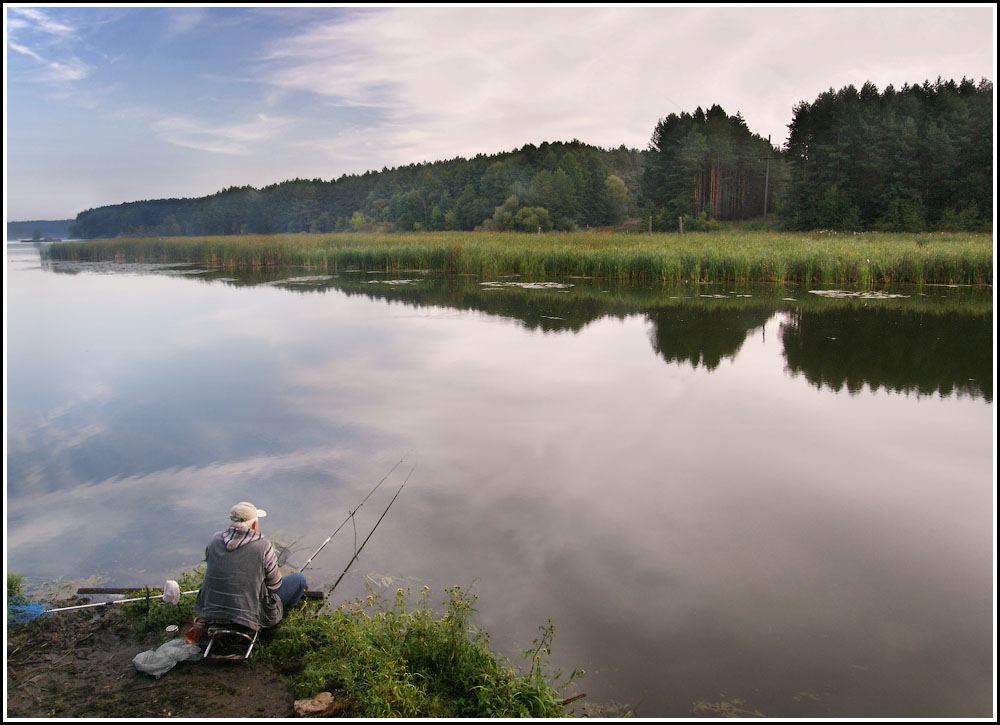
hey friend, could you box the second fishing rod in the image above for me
[298,456,416,595]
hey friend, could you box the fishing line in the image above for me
[297,454,408,574]
[328,462,416,595]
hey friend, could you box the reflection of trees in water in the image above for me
[46,260,994,401]
[646,306,775,370]
[255,274,627,333]
[336,278,614,333]
[780,308,992,402]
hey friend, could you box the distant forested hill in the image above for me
[66,77,992,238]
[7,219,75,241]
[71,141,647,238]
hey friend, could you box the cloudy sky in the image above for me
[4,5,995,221]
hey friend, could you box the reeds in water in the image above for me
[44,231,993,286]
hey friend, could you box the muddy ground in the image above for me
[6,603,312,718]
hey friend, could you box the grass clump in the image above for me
[264,585,577,717]
[7,572,26,602]
[7,572,30,616]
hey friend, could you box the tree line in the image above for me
[640,104,784,230]
[783,77,992,231]
[69,76,992,238]
[70,141,645,238]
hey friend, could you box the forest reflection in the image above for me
[45,261,995,402]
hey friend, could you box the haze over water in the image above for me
[5,243,993,717]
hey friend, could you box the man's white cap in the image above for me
[230,502,267,526]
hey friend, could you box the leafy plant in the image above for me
[263,584,574,717]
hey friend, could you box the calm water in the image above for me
[5,243,994,717]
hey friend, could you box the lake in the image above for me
[5,242,994,717]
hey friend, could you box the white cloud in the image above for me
[153,113,295,155]
[260,6,995,167]
[9,7,77,38]
[261,7,671,161]
[44,57,91,82]
[7,7,91,83]
[163,7,209,38]
[9,41,44,62]
[9,43,92,83]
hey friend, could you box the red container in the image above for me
[185,619,206,644]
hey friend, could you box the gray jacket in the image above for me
[194,529,283,630]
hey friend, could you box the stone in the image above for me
[293,692,334,717]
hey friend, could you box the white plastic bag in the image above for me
[132,637,203,678]
[162,579,181,606]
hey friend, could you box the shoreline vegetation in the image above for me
[44,230,993,286]
[7,571,581,718]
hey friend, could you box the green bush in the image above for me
[264,585,577,717]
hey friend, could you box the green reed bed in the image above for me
[44,231,992,286]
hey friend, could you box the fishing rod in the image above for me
[7,585,201,623]
[11,460,413,623]
[328,462,415,594]
[44,589,201,613]
[298,455,408,573]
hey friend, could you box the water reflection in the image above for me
[647,306,774,370]
[41,260,994,407]
[171,267,991,402]
[9,247,994,717]
[781,306,993,401]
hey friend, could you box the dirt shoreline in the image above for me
[6,604,299,718]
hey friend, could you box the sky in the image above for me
[3,4,996,221]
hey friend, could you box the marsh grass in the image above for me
[45,231,993,286]
[7,572,28,612]
[121,575,574,718]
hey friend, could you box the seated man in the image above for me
[192,502,307,634]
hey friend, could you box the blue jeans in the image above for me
[276,573,307,609]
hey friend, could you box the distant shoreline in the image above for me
[7,219,74,242]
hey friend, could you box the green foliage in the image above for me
[44,231,993,287]
[937,202,988,232]
[349,211,367,232]
[120,567,204,633]
[490,196,522,231]
[603,175,630,224]
[680,212,722,232]
[642,105,781,223]
[7,572,27,607]
[6,571,40,625]
[785,78,993,232]
[821,186,862,231]
[512,206,554,233]
[69,141,642,239]
[262,585,574,717]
